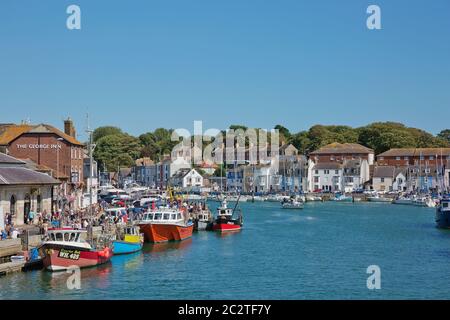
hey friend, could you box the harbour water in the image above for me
[1,201,450,300]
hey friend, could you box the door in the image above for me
[24,194,31,224]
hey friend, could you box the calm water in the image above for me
[1,201,450,300]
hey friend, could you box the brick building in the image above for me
[376,148,450,167]
[309,143,375,165]
[0,119,85,210]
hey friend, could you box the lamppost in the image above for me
[56,137,64,211]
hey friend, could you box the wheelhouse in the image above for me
[47,229,86,243]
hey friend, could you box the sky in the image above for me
[0,0,449,141]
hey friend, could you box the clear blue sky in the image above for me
[0,0,449,141]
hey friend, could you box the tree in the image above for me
[94,133,142,172]
[438,129,450,144]
[93,126,123,142]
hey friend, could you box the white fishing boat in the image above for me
[367,194,393,203]
[306,195,322,202]
[392,197,414,205]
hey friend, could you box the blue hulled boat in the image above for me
[436,197,450,229]
[113,226,144,255]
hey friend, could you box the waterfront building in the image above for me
[0,153,59,226]
[170,168,204,190]
[0,119,85,210]
[372,166,396,192]
[307,161,343,192]
[309,143,375,165]
[377,148,450,167]
[445,160,450,192]
[342,159,370,193]
[406,165,442,193]
[393,168,408,192]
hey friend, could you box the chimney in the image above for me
[64,117,76,138]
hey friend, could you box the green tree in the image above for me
[94,133,142,171]
[92,126,123,142]
[437,129,450,144]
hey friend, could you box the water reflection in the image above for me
[143,238,193,254]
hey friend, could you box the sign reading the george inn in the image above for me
[16,144,62,150]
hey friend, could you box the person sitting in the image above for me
[0,229,7,240]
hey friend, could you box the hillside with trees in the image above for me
[92,122,450,172]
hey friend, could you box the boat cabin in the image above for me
[142,210,184,223]
[47,229,87,243]
[440,199,450,212]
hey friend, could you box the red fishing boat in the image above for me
[41,228,113,272]
[138,208,194,243]
[212,198,243,232]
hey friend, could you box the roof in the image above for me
[378,148,450,158]
[310,143,374,155]
[373,166,395,178]
[0,167,60,185]
[0,152,25,165]
[313,162,342,170]
[394,167,407,177]
[20,158,54,173]
[0,123,84,146]
[135,157,154,166]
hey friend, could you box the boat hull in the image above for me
[436,209,450,229]
[194,220,213,231]
[212,221,242,232]
[112,240,143,255]
[138,223,194,243]
[42,244,112,272]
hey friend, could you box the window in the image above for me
[381,178,385,183]
[324,170,329,174]
[171,214,176,220]
[163,214,170,220]
[154,213,162,220]
[335,170,339,174]
[10,195,16,216]
[379,157,384,161]
[314,177,319,183]
[444,203,449,208]
[315,170,319,174]
[429,156,434,160]
[404,156,409,160]
[396,157,401,161]
[177,213,182,220]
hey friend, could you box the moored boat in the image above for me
[41,228,113,272]
[436,197,450,229]
[138,208,194,243]
[192,208,214,231]
[281,197,304,209]
[113,225,144,255]
[367,195,393,203]
[212,198,243,232]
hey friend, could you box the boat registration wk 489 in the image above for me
[58,249,81,260]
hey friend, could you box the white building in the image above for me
[342,159,370,193]
[392,168,407,192]
[171,168,204,190]
[308,161,343,192]
[372,166,396,192]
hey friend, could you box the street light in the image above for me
[56,138,64,210]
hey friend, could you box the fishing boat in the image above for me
[41,228,113,272]
[281,198,304,209]
[112,225,144,255]
[213,198,243,232]
[138,208,194,243]
[367,194,393,203]
[435,197,450,229]
[192,208,214,231]
[306,195,322,202]
[392,196,415,205]
[266,194,290,203]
